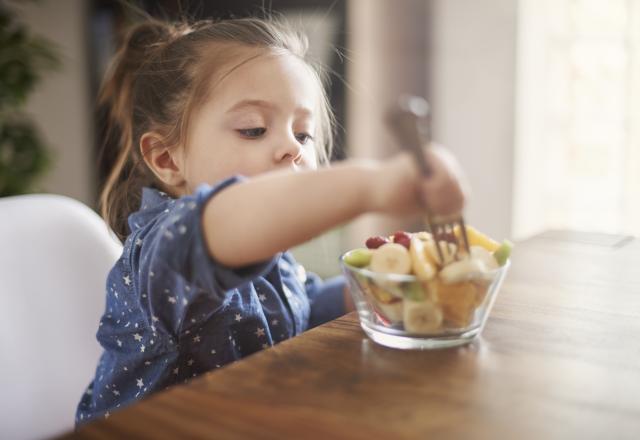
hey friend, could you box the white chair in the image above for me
[0,194,122,440]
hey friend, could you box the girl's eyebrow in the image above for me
[225,99,313,117]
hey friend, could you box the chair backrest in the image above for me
[0,194,122,440]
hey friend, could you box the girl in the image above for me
[77,17,467,424]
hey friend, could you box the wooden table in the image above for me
[63,231,640,439]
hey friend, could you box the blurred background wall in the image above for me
[5,0,639,277]
[428,0,516,242]
[13,0,94,205]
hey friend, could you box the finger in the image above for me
[421,177,465,216]
[427,145,471,203]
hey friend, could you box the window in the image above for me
[514,0,640,238]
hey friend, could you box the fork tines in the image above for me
[427,215,471,264]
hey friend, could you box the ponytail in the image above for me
[98,21,172,241]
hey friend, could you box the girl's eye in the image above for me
[237,128,266,138]
[295,133,314,145]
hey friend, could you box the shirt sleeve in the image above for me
[136,176,278,334]
[305,273,347,329]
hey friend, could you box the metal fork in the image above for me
[385,95,470,265]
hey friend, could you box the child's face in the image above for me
[181,52,320,193]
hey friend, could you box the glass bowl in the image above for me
[340,251,510,350]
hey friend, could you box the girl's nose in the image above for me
[273,136,302,164]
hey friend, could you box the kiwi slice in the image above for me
[493,240,513,266]
[344,248,373,268]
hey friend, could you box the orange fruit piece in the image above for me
[436,280,478,327]
[471,279,491,307]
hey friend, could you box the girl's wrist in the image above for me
[368,152,421,214]
[342,158,386,214]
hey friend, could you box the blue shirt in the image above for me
[76,176,346,424]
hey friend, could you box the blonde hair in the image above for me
[99,17,334,241]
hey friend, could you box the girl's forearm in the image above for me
[203,158,403,267]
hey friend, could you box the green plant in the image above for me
[0,2,59,196]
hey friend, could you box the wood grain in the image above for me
[60,231,640,440]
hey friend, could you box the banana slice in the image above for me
[369,243,412,275]
[403,299,443,333]
[414,231,433,241]
[439,258,487,284]
[470,246,499,271]
[409,236,436,280]
[424,239,457,266]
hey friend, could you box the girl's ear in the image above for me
[140,132,186,188]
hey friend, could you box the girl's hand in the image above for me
[371,144,468,217]
[419,144,468,216]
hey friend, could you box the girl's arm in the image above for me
[203,148,465,267]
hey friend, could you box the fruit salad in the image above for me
[342,226,512,334]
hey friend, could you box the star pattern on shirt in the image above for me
[79,185,336,425]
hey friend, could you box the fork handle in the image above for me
[385,95,433,178]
